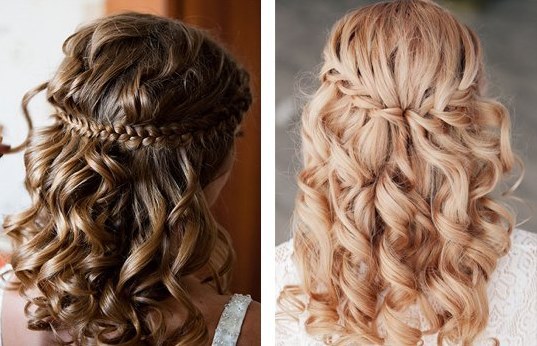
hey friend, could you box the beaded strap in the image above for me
[212,293,252,346]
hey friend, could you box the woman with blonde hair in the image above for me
[276,0,536,345]
[0,12,259,345]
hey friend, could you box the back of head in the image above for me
[3,12,251,345]
[282,0,522,345]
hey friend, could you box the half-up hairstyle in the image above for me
[279,0,523,345]
[3,12,251,345]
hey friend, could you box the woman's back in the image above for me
[0,269,259,345]
[276,228,537,345]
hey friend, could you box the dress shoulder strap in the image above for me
[211,293,252,346]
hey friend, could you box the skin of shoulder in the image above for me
[236,299,261,346]
[2,273,260,345]
[2,281,56,346]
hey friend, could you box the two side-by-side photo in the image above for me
[0,0,536,345]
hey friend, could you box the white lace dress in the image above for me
[0,265,252,346]
[275,228,537,345]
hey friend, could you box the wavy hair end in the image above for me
[279,1,524,345]
[3,12,251,346]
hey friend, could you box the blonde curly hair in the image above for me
[2,12,251,345]
[279,1,523,345]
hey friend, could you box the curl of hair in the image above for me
[279,1,523,345]
[3,12,251,345]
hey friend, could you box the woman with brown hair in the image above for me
[276,0,536,345]
[0,12,259,346]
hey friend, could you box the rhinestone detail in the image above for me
[211,293,252,345]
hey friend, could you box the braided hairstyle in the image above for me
[279,1,523,345]
[3,12,251,345]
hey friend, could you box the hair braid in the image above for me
[279,1,523,345]
[3,12,252,345]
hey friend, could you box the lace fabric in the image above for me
[275,228,537,345]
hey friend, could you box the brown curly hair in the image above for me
[2,12,251,345]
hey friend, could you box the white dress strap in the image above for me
[211,293,252,346]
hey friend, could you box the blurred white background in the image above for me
[0,0,104,251]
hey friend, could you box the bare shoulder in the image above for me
[237,299,260,346]
[1,273,54,346]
